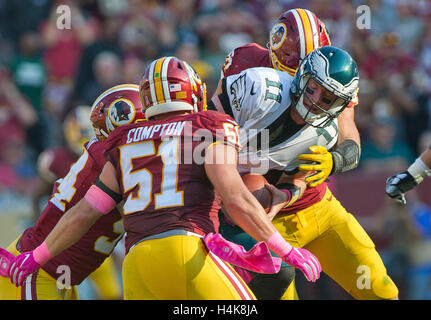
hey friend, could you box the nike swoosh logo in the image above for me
[20,254,30,268]
[250,82,257,95]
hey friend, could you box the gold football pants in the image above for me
[273,187,399,300]
[122,232,256,300]
[0,237,78,300]
[87,255,122,300]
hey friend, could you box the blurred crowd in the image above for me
[0,0,431,299]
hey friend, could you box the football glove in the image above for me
[297,146,333,187]
[385,172,417,205]
[9,251,41,287]
[283,247,321,282]
[0,248,15,277]
[386,157,431,205]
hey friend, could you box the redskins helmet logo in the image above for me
[107,98,136,126]
[270,23,287,50]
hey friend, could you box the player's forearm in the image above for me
[44,199,101,257]
[407,150,431,184]
[331,108,361,175]
[420,148,431,169]
[205,144,287,243]
[223,188,278,241]
[336,107,360,149]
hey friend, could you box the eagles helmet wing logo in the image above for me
[308,50,359,98]
[230,74,247,111]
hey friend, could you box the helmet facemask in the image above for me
[291,74,351,128]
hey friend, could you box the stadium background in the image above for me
[0,0,430,300]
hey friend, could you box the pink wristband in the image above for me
[33,241,54,265]
[267,232,293,258]
[85,185,116,215]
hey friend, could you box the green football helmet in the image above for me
[289,46,359,128]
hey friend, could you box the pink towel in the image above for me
[203,233,281,274]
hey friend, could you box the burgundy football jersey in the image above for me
[221,43,272,78]
[18,137,123,285]
[104,111,241,253]
[221,42,327,212]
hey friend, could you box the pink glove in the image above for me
[283,247,321,282]
[0,248,15,277]
[9,241,53,287]
[9,251,41,287]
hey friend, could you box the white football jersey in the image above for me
[216,67,339,174]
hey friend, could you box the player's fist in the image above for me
[0,248,15,277]
[297,146,333,187]
[385,171,418,205]
[9,251,41,287]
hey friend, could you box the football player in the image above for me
[0,84,144,300]
[386,147,431,204]
[2,57,322,300]
[210,46,399,300]
[30,105,123,300]
[215,8,360,300]
[221,8,330,78]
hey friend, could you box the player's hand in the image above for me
[9,251,41,287]
[283,247,321,282]
[265,183,288,221]
[0,248,15,277]
[297,146,333,187]
[385,171,418,205]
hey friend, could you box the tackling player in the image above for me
[0,84,144,300]
[386,147,431,204]
[211,46,399,300]
[214,8,361,300]
[2,57,322,300]
[30,105,123,300]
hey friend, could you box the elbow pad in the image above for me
[330,139,360,175]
